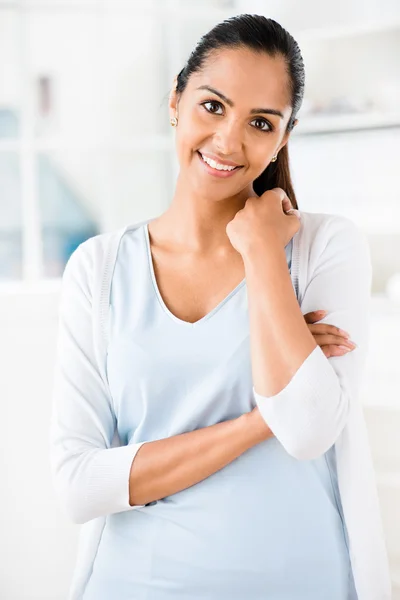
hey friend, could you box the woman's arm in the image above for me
[129,406,271,506]
[50,240,272,525]
[244,215,372,460]
[128,307,355,505]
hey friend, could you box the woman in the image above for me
[49,14,391,600]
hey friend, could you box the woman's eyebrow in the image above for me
[196,85,284,118]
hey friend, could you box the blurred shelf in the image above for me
[392,572,400,595]
[370,294,400,315]
[0,278,62,296]
[0,134,174,153]
[362,379,400,411]
[294,18,400,43]
[376,473,400,489]
[0,1,165,14]
[293,112,400,136]
[362,224,400,236]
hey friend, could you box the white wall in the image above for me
[1,290,77,599]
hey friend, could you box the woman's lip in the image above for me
[197,151,243,178]
[200,151,242,167]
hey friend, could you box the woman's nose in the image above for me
[214,120,243,155]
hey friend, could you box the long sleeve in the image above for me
[253,216,372,460]
[49,240,146,524]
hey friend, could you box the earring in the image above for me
[271,154,278,162]
[170,116,178,127]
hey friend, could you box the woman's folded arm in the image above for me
[252,216,372,460]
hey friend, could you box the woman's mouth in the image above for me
[197,151,243,178]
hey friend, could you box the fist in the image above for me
[226,188,300,256]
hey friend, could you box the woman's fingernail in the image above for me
[338,345,352,352]
[317,310,327,315]
[339,329,350,337]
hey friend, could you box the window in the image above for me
[0,0,175,283]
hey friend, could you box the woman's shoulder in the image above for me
[294,210,371,303]
[297,209,361,234]
[296,209,368,257]
[64,219,147,280]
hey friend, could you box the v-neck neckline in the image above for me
[143,221,246,328]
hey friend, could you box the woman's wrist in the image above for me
[239,407,274,445]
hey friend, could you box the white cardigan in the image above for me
[49,209,392,600]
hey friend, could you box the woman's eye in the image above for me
[251,118,273,132]
[202,100,223,115]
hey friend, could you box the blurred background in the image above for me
[0,0,399,598]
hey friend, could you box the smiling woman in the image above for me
[170,34,300,205]
[49,13,391,600]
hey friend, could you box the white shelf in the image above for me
[393,572,400,589]
[293,112,400,135]
[376,473,400,489]
[362,381,400,411]
[0,1,167,14]
[370,295,400,316]
[294,18,400,43]
[0,278,62,296]
[0,134,174,153]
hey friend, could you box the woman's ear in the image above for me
[169,75,179,120]
[276,131,291,154]
[276,118,299,152]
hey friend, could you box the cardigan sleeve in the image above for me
[49,240,147,524]
[253,216,372,460]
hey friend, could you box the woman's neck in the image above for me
[154,177,256,253]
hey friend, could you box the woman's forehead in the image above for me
[188,48,291,110]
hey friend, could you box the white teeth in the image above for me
[200,153,237,171]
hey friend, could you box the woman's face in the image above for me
[169,47,296,199]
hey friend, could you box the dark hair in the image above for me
[175,14,305,209]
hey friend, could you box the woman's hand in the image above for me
[304,310,357,357]
[226,187,300,257]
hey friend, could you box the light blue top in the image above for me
[83,220,357,600]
